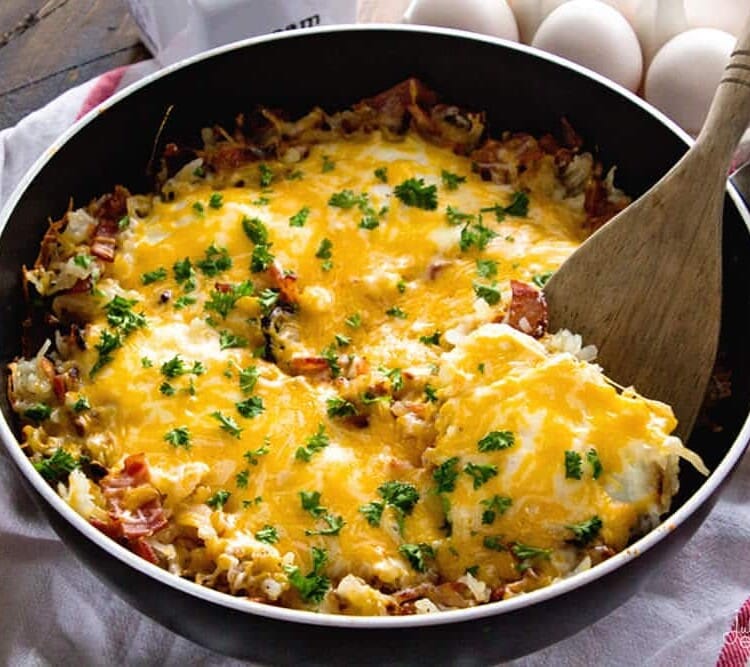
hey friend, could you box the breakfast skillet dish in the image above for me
[8,79,706,615]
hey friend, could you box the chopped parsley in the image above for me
[385,367,404,392]
[441,169,466,190]
[24,403,51,423]
[73,254,92,269]
[236,396,264,419]
[477,430,515,452]
[141,357,153,368]
[250,244,275,273]
[385,306,407,319]
[255,525,280,544]
[374,166,388,183]
[511,542,552,561]
[321,155,335,173]
[244,440,270,465]
[378,480,419,516]
[316,238,333,260]
[242,216,269,245]
[358,214,380,230]
[164,426,191,449]
[259,163,274,187]
[289,206,311,227]
[235,469,249,488]
[587,448,603,479]
[33,448,79,482]
[424,384,438,403]
[326,396,358,418]
[532,271,553,289]
[359,501,385,527]
[300,490,325,517]
[305,513,345,536]
[173,258,197,292]
[460,218,498,252]
[483,536,506,552]
[446,205,474,226]
[104,295,147,335]
[192,202,205,216]
[473,281,501,305]
[345,313,362,329]
[219,331,249,350]
[394,178,438,210]
[159,382,176,396]
[284,546,330,603]
[295,424,329,462]
[565,450,583,480]
[481,495,512,525]
[173,295,196,310]
[211,410,243,438]
[334,333,351,348]
[419,331,441,346]
[481,190,529,221]
[328,189,365,209]
[160,355,189,378]
[71,396,90,413]
[206,489,231,509]
[567,516,603,546]
[433,457,460,493]
[117,215,130,230]
[141,267,167,285]
[208,192,223,209]
[252,195,270,206]
[464,462,498,489]
[196,244,232,276]
[257,288,280,316]
[239,366,260,394]
[399,543,435,573]
[476,259,498,279]
[205,280,254,319]
[321,345,341,378]
[90,330,123,376]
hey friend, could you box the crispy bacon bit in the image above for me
[584,176,627,231]
[203,144,266,171]
[269,261,300,306]
[394,582,474,610]
[214,282,232,293]
[98,454,168,545]
[289,356,330,377]
[356,78,439,135]
[64,277,93,294]
[131,537,159,564]
[90,219,119,262]
[52,374,67,402]
[504,280,548,338]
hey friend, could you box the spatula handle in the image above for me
[697,14,750,170]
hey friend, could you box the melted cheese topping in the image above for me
[20,131,697,613]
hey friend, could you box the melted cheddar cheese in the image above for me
[12,128,704,615]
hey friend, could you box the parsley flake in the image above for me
[464,462,498,489]
[477,430,515,452]
[433,457,460,493]
[565,450,583,480]
[399,543,435,573]
[476,259,498,279]
[211,411,243,438]
[441,169,466,190]
[236,396,264,419]
[208,193,223,209]
[587,448,603,479]
[394,178,438,210]
[141,267,167,285]
[164,426,191,449]
[33,448,78,482]
[566,516,603,546]
[255,525,279,544]
[481,495,512,524]
[359,501,385,526]
[206,489,231,509]
[532,271,553,289]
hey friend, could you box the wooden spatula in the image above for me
[543,25,750,442]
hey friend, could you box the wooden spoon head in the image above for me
[543,158,723,442]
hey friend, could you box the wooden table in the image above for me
[0,0,409,131]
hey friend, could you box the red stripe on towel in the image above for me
[717,596,750,667]
[75,66,127,120]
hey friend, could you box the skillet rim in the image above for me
[1,22,749,630]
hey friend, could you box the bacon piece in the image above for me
[52,374,67,402]
[203,144,265,171]
[584,177,628,231]
[356,78,439,135]
[131,538,159,565]
[99,454,168,545]
[288,356,330,377]
[269,261,300,306]
[64,277,93,294]
[504,280,548,339]
[90,218,118,262]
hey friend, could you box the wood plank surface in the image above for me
[0,0,410,131]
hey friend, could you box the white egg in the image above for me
[685,0,750,37]
[532,0,643,92]
[631,0,688,67]
[403,0,519,41]
[645,28,735,135]
[506,0,566,44]
[599,0,640,23]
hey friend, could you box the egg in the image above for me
[506,0,566,44]
[644,28,735,135]
[532,0,643,92]
[631,0,688,67]
[685,0,750,37]
[403,0,519,41]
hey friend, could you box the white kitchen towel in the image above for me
[1,63,749,667]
